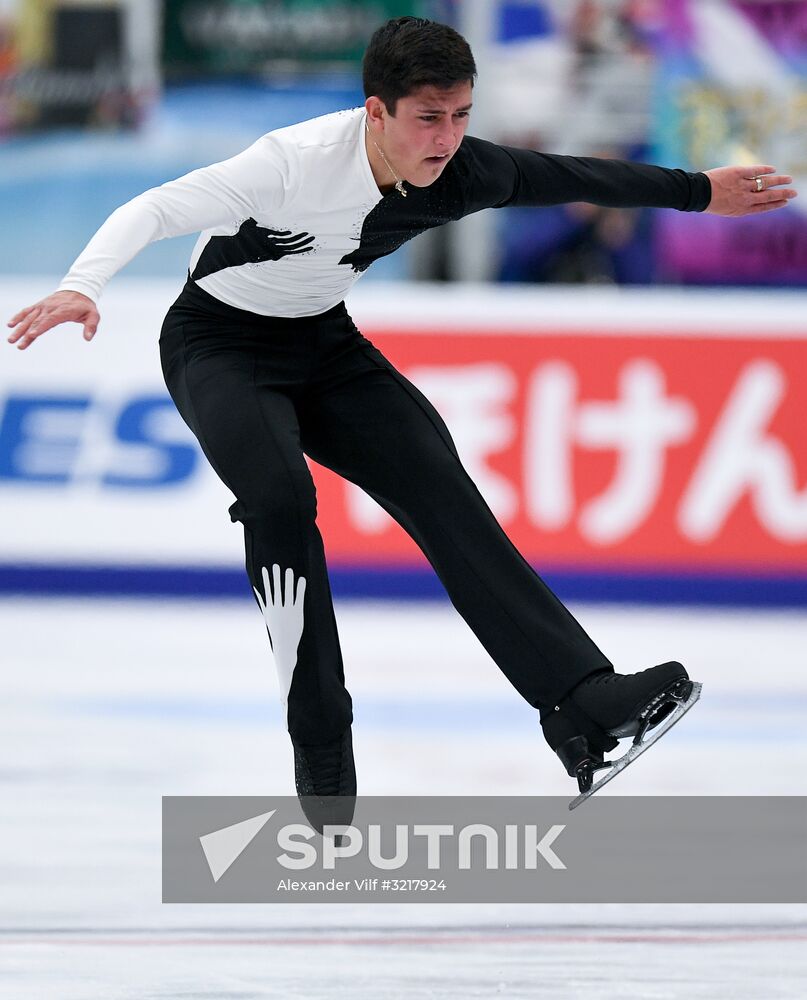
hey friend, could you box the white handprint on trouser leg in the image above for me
[253,564,307,709]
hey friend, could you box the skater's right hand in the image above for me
[7,290,100,350]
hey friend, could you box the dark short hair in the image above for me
[363,16,477,115]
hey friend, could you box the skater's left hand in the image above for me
[704,165,798,216]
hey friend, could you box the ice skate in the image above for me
[291,727,356,841]
[541,661,701,810]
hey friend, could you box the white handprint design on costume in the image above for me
[253,564,307,708]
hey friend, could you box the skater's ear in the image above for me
[364,96,391,130]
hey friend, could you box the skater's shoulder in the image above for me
[261,108,365,155]
[236,108,364,204]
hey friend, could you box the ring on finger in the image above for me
[754,176,765,193]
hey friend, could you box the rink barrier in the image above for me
[3,279,807,607]
[1,562,806,607]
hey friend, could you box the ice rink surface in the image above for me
[2,596,806,999]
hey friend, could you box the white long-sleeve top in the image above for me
[58,106,710,318]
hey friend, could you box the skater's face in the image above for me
[364,81,473,192]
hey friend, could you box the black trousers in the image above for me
[159,281,611,746]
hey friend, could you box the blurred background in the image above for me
[1,0,806,284]
[1,5,806,996]
[1,0,806,605]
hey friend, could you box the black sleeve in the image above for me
[456,135,712,216]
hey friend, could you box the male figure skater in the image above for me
[7,18,797,821]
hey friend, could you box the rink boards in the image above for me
[1,278,806,604]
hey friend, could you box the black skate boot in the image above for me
[542,661,701,810]
[291,727,356,842]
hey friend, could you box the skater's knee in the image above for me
[396,450,473,506]
[229,478,317,527]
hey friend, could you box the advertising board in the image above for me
[2,279,805,603]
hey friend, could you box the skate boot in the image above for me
[291,727,356,842]
[541,661,701,810]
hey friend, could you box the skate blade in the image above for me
[568,681,702,811]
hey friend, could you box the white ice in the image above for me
[1,597,805,999]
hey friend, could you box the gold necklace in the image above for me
[365,120,407,197]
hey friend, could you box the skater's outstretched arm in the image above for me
[6,133,291,350]
[458,136,798,219]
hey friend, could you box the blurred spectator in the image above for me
[498,201,654,284]
[0,10,17,136]
[494,2,658,285]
